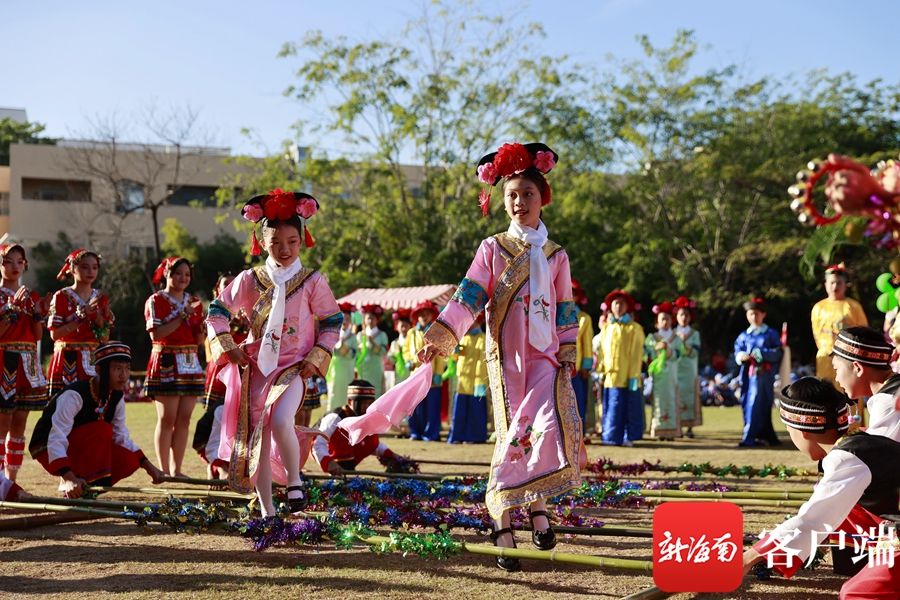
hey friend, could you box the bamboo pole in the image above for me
[20,496,156,510]
[0,512,102,532]
[640,496,804,508]
[160,475,228,486]
[0,500,126,518]
[88,486,252,500]
[637,489,809,500]
[414,458,492,467]
[353,533,655,572]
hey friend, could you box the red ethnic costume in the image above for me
[30,342,148,486]
[46,249,115,395]
[312,380,396,472]
[143,257,206,398]
[0,246,48,413]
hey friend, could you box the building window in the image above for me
[118,181,145,214]
[22,178,91,202]
[167,185,219,207]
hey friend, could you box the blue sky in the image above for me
[3,1,895,157]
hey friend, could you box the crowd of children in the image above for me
[2,146,898,590]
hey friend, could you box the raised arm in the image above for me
[423,239,494,356]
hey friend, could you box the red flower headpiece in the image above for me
[411,300,439,323]
[603,289,636,314]
[360,304,384,318]
[338,302,355,314]
[572,278,588,307]
[652,301,674,316]
[673,295,697,310]
[241,189,320,256]
[475,142,559,217]
[152,256,189,286]
[392,308,412,323]
[56,248,102,280]
[825,262,848,278]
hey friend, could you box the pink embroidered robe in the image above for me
[205,266,341,492]
[424,232,583,518]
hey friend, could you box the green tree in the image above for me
[0,118,56,166]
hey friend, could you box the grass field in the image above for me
[1,401,849,599]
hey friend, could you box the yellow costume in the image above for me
[454,331,487,396]
[596,318,645,389]
[811,298,868,382]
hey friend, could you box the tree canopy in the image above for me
[215,4,900,362]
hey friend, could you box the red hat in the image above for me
[56,248,101,280]
[743,296,767,312]
[241,188,319,255]
[603,289,636,313]
[360,304,384,318]
[152,256,190,286]
[392,308,412,323]
[652,301,674,316]
[411,300,439,323]
[572,278,588,307]
[338,302,355,314]
[0,243,26,263]
[475,142,558,217]
[673,295,697,310]
[824,262,849,280]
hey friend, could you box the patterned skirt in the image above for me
[144,344,205,398]
[0,343,48,412]
[302,376,326,410]
[47,341,98,396]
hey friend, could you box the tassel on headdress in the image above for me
[250,229,261,256]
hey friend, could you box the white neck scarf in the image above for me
[258,255,302,376]
[507,220,552,351]
[675,325,692,337]
[365,326,380,337]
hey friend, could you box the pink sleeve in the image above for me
[305,272,342,376]
[311,273,341,352]
[425,239,493,355]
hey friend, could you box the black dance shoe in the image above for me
[529,510,557,551]
[286,484,308,514]
[489,526,522,572]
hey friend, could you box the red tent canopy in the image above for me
[336,284,456,311]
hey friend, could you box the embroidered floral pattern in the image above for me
[507,415,543,462]
[451,277,489,316]
[532,294,550,322]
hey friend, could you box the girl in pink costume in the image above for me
[206,189,341,516]
[418,143,582,571]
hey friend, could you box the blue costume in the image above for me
[733,324,782,446]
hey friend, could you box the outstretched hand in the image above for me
[417,343,438,364]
